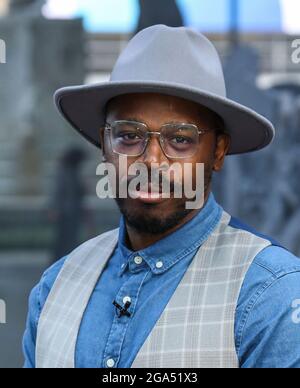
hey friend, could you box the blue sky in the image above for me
[43,0,300,34]
[75,0,139,32]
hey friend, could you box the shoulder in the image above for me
[252,245,300,276]
[231,214,300,314]
[23,227,120,366]
[229,214,300,279]
[236,250,300,368]
[237,245,300,322]
[228,215,282,246]
[228,214,300,275]
[31,228,120,314]
[29,256,68,318]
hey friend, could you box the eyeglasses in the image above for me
[104,120,214,159]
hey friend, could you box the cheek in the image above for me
[193,150,216,176]
[114,158,139,187]
[180,156,214,189]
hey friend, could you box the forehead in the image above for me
[105,92,216,125]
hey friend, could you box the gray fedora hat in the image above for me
[54,24,275,155]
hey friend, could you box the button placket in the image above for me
[102,268,150,368]
[123,296,132,305]
[106,358,115,368]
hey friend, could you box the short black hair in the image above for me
[213,113,227,136]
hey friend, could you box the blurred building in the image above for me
[1,0,300,254]
[0,0,9,16]
[1,0,300,368]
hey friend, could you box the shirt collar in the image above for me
[117,192,222,276]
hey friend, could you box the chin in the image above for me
[116,198,193,235]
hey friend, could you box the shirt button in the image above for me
[106,358,115,368]
[156,261,164,269]
[134,256,143,265]
[123,296,131,304]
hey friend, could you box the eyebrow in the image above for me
[122,117,145,123]
[118,117,195,126]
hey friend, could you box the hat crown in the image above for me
[110,24,226,97]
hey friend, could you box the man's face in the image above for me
[100,93,230,234]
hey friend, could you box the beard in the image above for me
[116,197,193,235]
[115,166,213,235]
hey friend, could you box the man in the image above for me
[23,25,300,368]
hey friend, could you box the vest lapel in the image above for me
[36,228,119,368]
[131,211,270,368]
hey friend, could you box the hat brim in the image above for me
[54,80,275,155]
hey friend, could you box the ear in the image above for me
[213,133,231,172]
[99,126,107,162]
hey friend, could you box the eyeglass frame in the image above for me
[104,119,218,159]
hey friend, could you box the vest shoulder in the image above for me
[228,215,300,275]
[67,227,120,256]
[41,228,119,295]
[228,215,282,247]
[41,256,68,296]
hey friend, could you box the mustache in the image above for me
[120,171,182,192]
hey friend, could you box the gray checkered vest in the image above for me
[36,210,271,368]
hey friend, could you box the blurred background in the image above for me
[0,0,300,368]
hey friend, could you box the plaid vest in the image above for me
[36,210,271,368]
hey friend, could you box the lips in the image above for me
[128,182,173,204]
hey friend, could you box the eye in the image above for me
[171,136,192,144]
[117,131,144,144]
[122,133,140,140]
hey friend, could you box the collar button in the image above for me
[134,256,143,265]
[156,261,164,269]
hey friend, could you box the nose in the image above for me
[138,133,168,166]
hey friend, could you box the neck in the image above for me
[125,190,211,252]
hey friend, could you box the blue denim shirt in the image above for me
[23,194,300,368]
